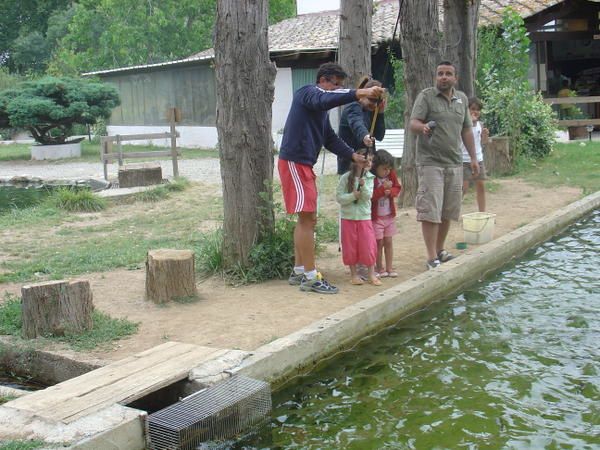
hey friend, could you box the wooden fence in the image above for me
[542,95,600,128]
[100,108,181,180]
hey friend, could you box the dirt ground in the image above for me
[0,178,582,363]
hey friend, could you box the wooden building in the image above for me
[85,0,599,147]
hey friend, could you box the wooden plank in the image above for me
[102,150,180,162]
[8,342,186,411]
[54,348,227,423]
[557,118,600,127]
[543,96,600,105]
[103,132,180,143]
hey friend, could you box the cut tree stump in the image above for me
[145,249,197,304]
[485,136,513,176]
[21,280,94,339]
[118,163,162,188]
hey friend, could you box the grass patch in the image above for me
[0,141,218,162]
[0,294,22,335]
[57,311,139,351]
[46,188,106,212]
[0,144,32,161]
[0,294,139,351]
[134,185,170,202]
[0,183,216,283]
[132,178,190,202]
[516,141,600,194]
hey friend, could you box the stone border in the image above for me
[228,191,600,386]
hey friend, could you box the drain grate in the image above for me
[146,375,271,450]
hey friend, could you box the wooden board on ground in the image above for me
[6,342,226,423]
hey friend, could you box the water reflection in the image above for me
[238,211,600,449]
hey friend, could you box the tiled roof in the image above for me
[89,0,564,76]
[192,0,563,59]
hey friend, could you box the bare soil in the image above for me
[0,178,582,363]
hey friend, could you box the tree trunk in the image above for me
[215,0,277,267]
[145,249,197,304]
[443,0,480,98]
[338,0,373,87]
[399,0,441,207]
[21,280,94,339]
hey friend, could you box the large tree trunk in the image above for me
[443,0,480,97]
[399,0,441,207]
[215,0,277,267]
[338,0,373,87]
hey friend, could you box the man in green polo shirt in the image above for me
[409,61,479,270]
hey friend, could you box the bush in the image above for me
[47,188,106,212]
[482,85,555,160]
[0,76,119,145]
[384,55,406,129]
[477,8,556,162]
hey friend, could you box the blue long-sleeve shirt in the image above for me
[279,84,358,167]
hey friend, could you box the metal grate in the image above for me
[146,375,272,450]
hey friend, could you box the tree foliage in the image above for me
[0,77,120,144]
[477,8,555,161]
[0,0,71,74]
[46,0,296,75]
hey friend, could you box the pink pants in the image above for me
[341,219,377,266]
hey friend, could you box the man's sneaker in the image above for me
[437,249,455,263]
[288,271,304,285]
[300,273,339,294]
[426,258,441,270]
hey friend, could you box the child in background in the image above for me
[461,97,489,212]
[336,152,382,286]
[371,150,402,277]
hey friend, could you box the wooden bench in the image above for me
[378,128,404,164]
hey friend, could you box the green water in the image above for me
[239,211,600,449]
[0,186,51,213]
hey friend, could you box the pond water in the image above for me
[238,211,599,449]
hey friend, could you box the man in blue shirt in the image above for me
[279,62,384,294]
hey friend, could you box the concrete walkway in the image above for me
[0,153,339,185]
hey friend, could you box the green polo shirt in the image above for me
[410,87,472,166]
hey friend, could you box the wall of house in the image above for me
[107,66,296,149]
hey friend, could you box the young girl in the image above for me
[461,97,489,212]
[336,152,382,286]
[370,150,402,277]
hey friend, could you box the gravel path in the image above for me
[0,153,340,184]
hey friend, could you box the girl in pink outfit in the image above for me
[371,150,402,278]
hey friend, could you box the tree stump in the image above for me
[118,163,162,188]
[21,280,94,339]
[145,249,197,304]
[484,136,513,176]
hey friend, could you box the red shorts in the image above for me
[278,159,317,214]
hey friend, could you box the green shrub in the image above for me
[0,76,119,145]
[195,228,225,275]
[384,55,406,129]
[47,188,106,212]
[477,8,556,163]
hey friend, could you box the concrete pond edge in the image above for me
[0,191,597,449]
[223,190,600,386]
